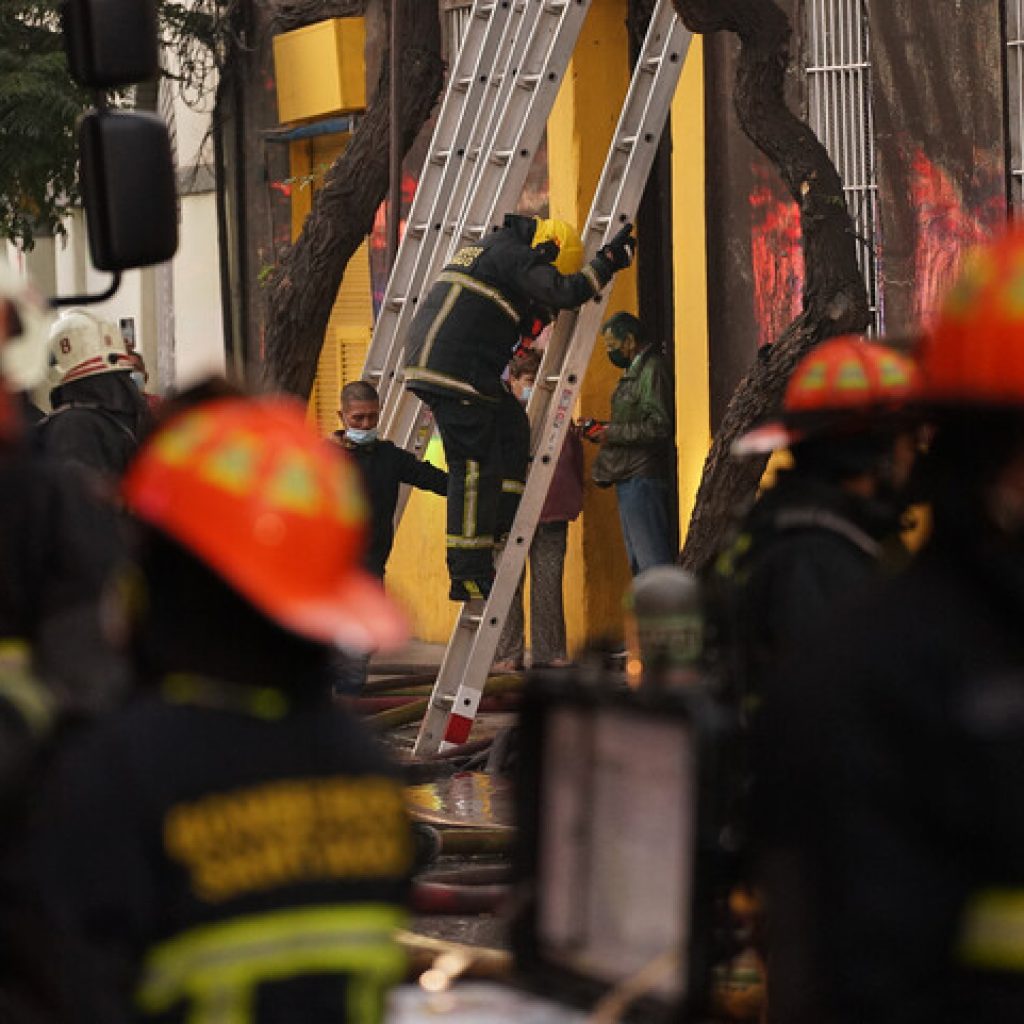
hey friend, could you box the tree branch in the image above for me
[261,0,443,397]
[672,0,870,569]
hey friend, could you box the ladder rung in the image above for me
[408,222,427,238]
[517,74,541,90]
[453,75,473,92]
[367,368,383,380]
[475,2,498,17]
[387,296,406,311]
[431,149,452,164]
[616,135,638,153]
[593,214,612,230]
[544,374,560,385]
[464,224,487,239]
[642,56,663,73]
[490,150,512,166]
[542,0,569,12]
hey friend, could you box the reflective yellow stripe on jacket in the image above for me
[959,889,1024,970]
[136,904,406,1024]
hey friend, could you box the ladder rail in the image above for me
[413,1,691,756]
[362,0,511,396]
[378,0,593,437]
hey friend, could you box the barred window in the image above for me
[1007,0,1024,212]
[804,0,882,332]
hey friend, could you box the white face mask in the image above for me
[520,384,534,405]
[346,426,378,445]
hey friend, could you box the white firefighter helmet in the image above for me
[48,308,131,386]
[0,262,50,391]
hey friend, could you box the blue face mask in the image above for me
[130,371,146,391]
[520,384,534,404]
[346,426,378,445]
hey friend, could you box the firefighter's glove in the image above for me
[599,223,636,272]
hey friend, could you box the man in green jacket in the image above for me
[590,311,675,574]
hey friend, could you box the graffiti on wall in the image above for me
[907,148,1005,330]
[749,164,804,348]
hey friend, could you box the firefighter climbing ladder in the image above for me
[363,0,592,433]
[413,1,691,756]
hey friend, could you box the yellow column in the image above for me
[547,0,635,647]
[671,38,710,539]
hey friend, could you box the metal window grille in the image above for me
[805,0,882,332]
[1008,0,1024,212]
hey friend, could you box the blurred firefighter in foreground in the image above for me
[713,335,921,721]
[22,395,413,1023]
[0,268,129,1021]
[404,214,635,601]
[36,308,151,496]
[0,268,128,790]
[762,230,1024,1024]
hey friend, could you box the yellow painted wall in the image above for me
[671,38,710,541]
[548,0,635,647]
[274,18,367,124]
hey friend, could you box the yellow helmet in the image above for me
[532,217,584,275]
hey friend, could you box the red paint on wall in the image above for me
[909,149,1003,329]
[749,166,804,348]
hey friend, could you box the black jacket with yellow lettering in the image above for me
[404,214,613,402]
[22,681,413,1024]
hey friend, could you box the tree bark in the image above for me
[671,0,870,570]
[271,0,367,33]
[261,0,443,397]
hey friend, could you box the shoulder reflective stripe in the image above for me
[436,271,519,324]
[418,283,463,368]
[0,641,53,737]
[137,904,406,1014]
[463,460,479,537]
[403,368,484,399]
[959,890,1024,970]
[445,535,494,550]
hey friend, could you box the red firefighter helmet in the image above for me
[122,396,408,653]
[734,335,920,455]
[919,228,1024,407]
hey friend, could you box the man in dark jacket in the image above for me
[22,394,412,1024]
[333,380,447,580]
[404,213,635,600]
[36,309,151,497]
[590,311,674,574]
[758,234,1024,1023]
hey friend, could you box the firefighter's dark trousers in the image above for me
[420,388,529,599]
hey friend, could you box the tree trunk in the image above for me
[261,0,443,397]
[671,0,870,570]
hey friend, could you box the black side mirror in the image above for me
[78,110,178,272]
[61,0,159,89]
[51,0,178,305]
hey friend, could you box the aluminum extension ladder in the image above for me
[362,0,592,432]
[413,1,691,755]
[374,0,594,449]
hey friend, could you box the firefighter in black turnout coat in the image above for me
[36,309,151,497]
[23,395,413,1024]
[763,231,1024,1024]
[404,214,635,600]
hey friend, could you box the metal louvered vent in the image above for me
[805,0,882,333]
